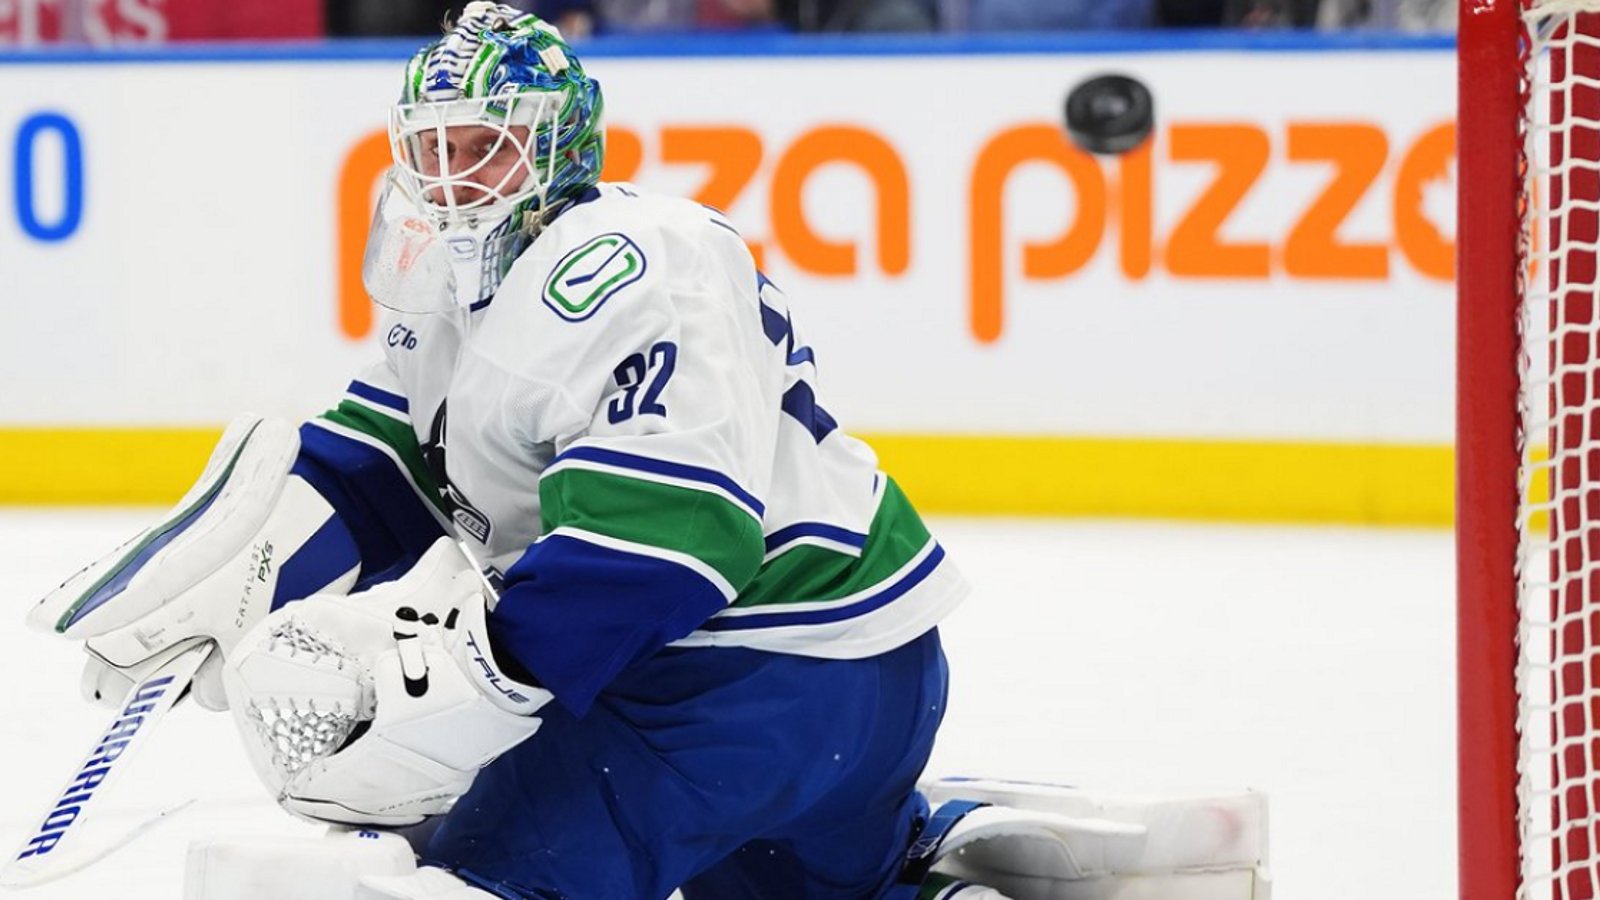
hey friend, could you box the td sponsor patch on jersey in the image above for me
[543,233,646,322]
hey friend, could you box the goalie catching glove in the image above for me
[26,415,361,711]
[223,538,549,827]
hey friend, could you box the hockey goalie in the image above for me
[17,6,1269,898]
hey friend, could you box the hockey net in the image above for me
[1521,7,1600,899]
[1464,2,1600,898]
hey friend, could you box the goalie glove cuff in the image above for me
[441,570,548,717]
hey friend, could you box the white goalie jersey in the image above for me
[301,183,967,713]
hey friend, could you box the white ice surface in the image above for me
[0,510,1455,899]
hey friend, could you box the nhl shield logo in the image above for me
[543,233,647,322]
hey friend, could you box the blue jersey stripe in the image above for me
[347,380,410,415]
[554,446,764,516]
[759,302,788,345]
[780,381,838,443]
[707,544,945,631]
[549,528,735,598]
[764,522,868,554]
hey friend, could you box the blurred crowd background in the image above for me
[332,0,1456,37]
[0,0,1456,46]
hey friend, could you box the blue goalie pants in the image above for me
[422,628,950,900]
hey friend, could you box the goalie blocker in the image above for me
[183,780,1270,900]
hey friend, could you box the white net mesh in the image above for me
[242,619,363,787]
[1521,3,1600,897]
[242,700,361,784]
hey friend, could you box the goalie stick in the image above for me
[0,640,213,889]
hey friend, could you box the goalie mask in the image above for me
[364,2,606,314]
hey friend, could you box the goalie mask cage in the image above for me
[1461,1,1600,898]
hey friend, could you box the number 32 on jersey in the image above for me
[608,341,678,424]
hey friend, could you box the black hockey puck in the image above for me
[1063,74,1154,156]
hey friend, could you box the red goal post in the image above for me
[1460,2,1600,898]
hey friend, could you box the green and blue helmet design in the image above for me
[388,2,605,233]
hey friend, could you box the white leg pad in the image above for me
[921,778,1272,900]
[183,829,416,900]
[356,866,501,899]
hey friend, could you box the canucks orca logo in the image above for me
[422,402,493,545]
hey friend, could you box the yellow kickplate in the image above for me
[0,428,1454,526]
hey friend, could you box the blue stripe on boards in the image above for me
[780,381,838,443]
[764,522,868,553]
[575,29,1457,57]
[270,513,361,611]
[706,544,945,631]
[553,446,764,516]
[347,380,410,414]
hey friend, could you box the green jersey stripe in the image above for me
[342,392,409,425]
[539,466,764,591]
[543,455,762,521]
[735,478,930,609]
[319,400,446,516]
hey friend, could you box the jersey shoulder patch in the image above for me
[526,185,718,324]
[541,231,647,322]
